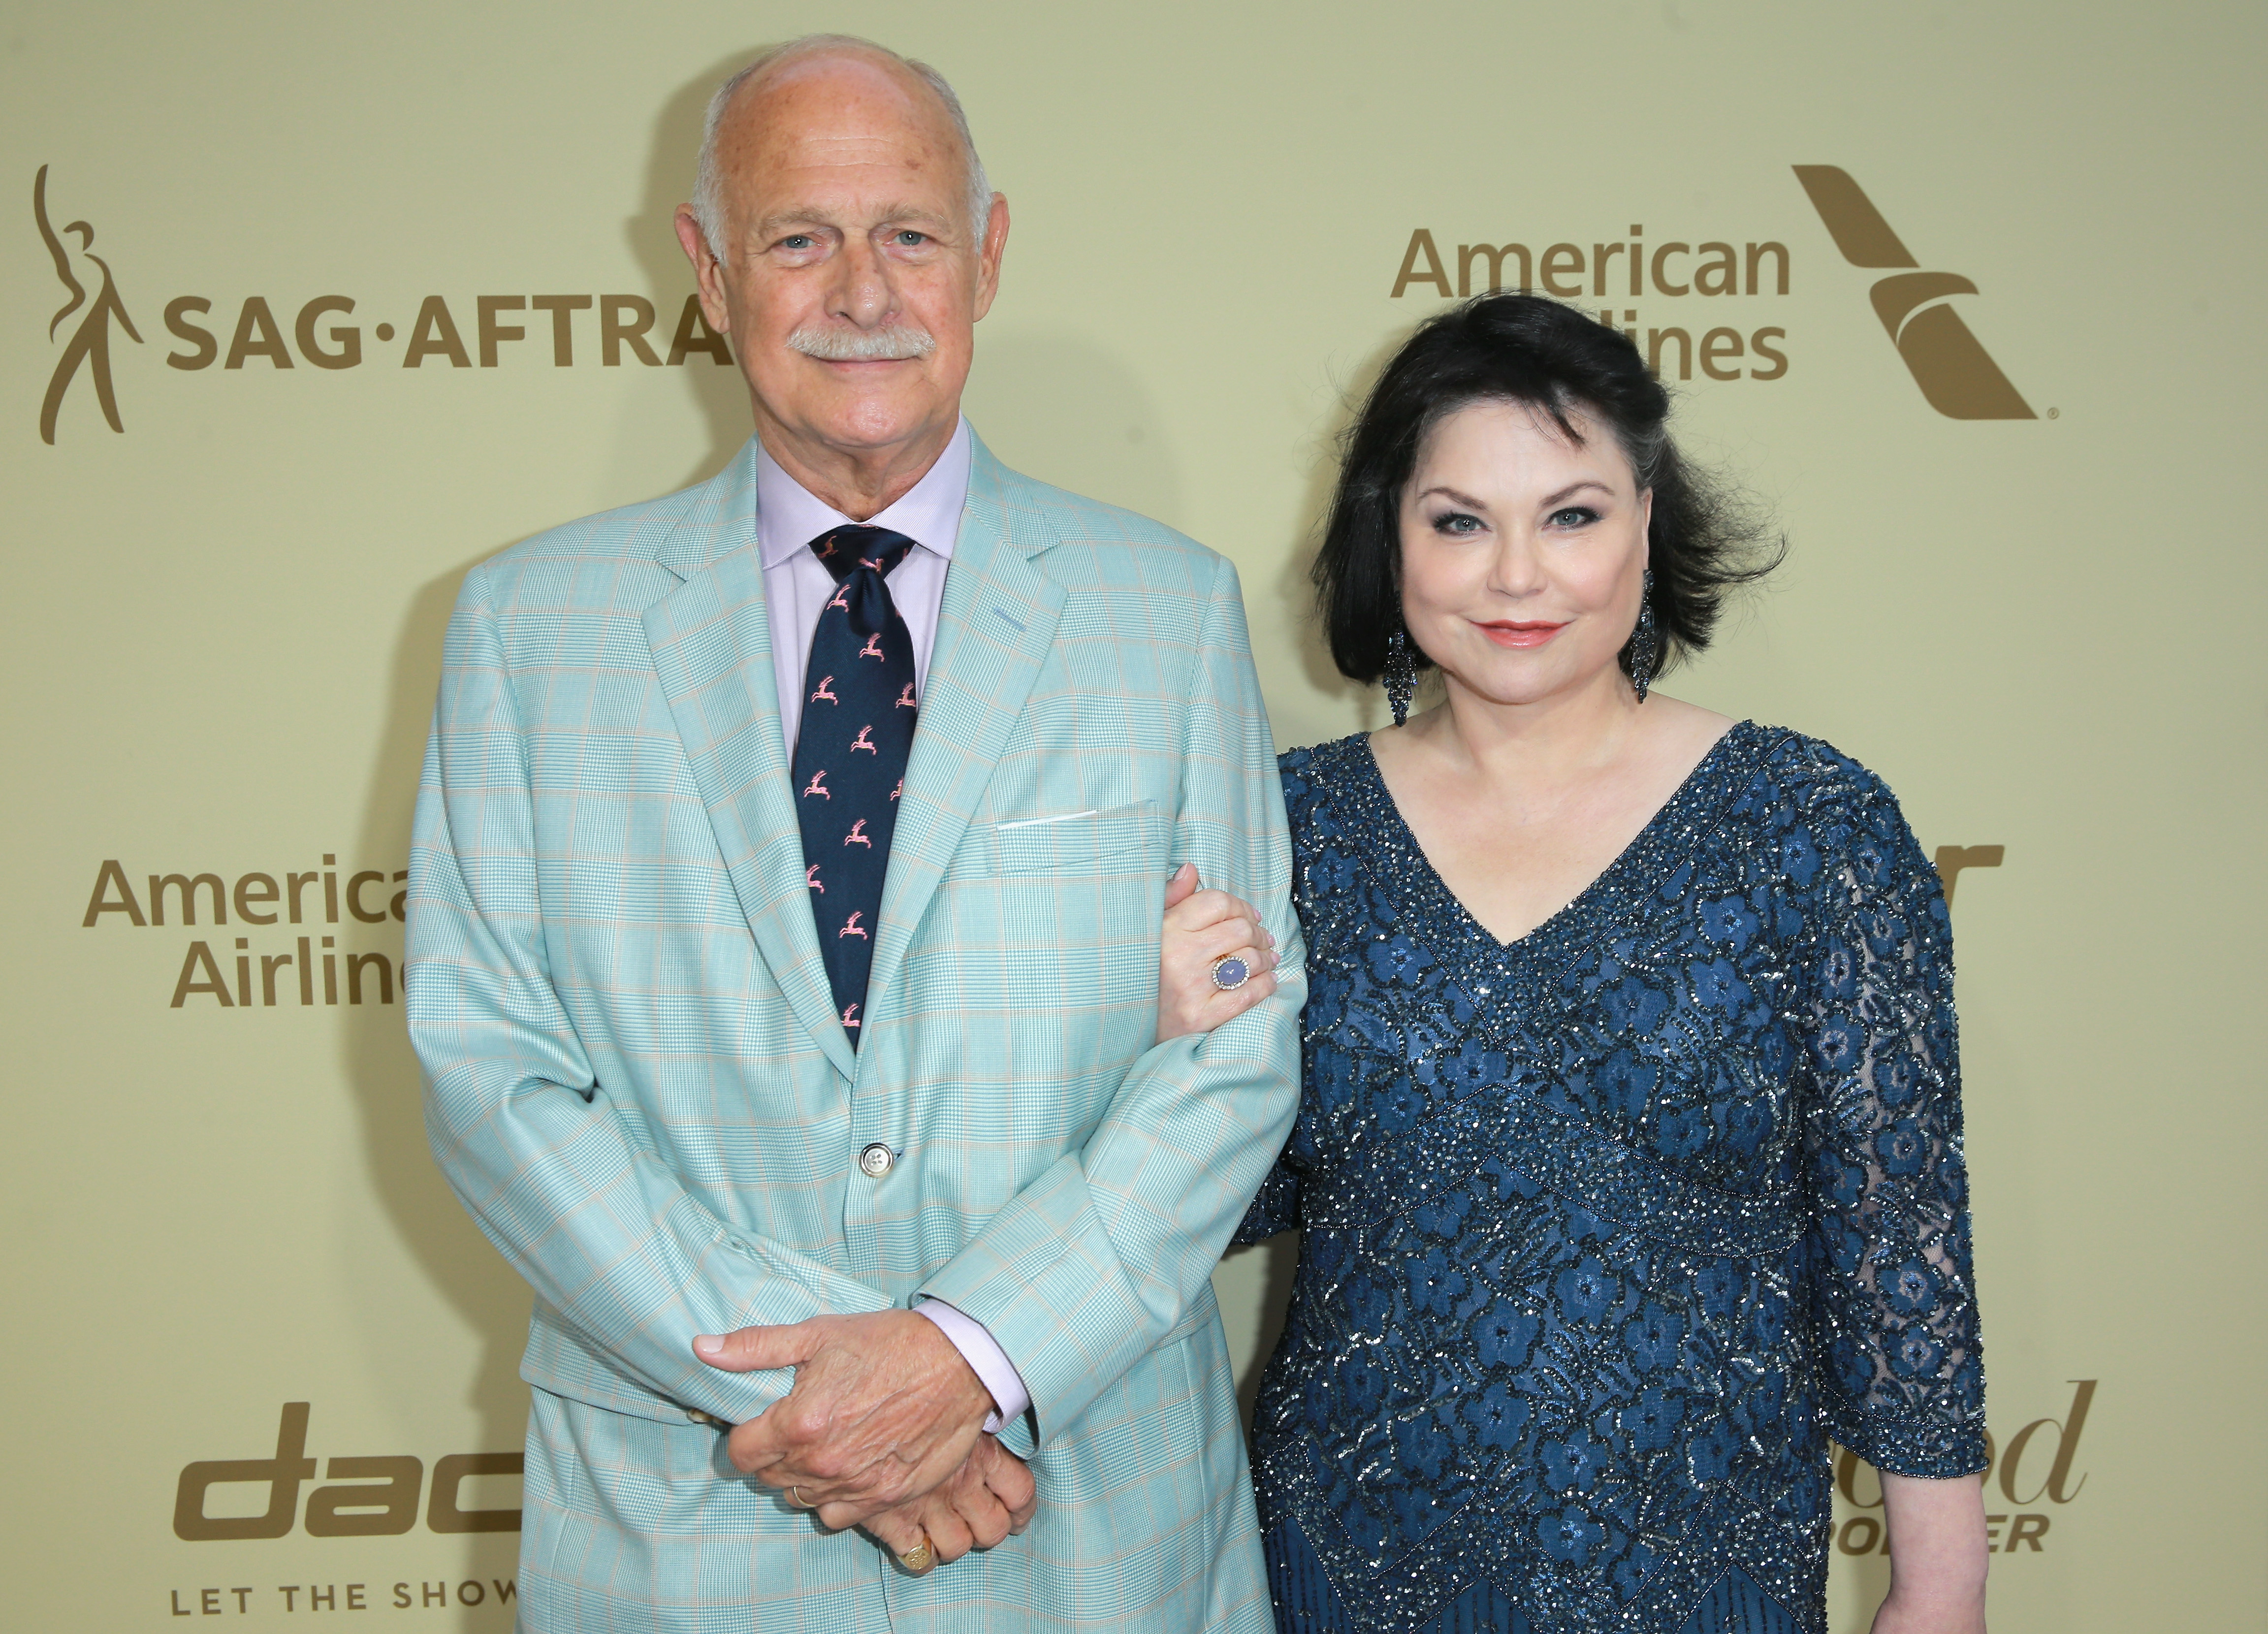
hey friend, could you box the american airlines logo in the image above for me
[1793,166,2034,420]
[1388,165,2037,421]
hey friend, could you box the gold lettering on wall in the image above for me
[81,855,406,1007]
[1932,844,2005,907]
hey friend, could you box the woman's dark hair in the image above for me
[1314,292,1780,684]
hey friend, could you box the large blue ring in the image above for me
[1210,954,1251,991]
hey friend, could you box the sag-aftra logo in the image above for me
[1389,165,2034,420]
[32,163,733,445]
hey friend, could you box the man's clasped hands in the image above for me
[693,1311,1036,1573]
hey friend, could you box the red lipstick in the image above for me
[1475,620,1566,648]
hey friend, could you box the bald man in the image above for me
[407,34,1301,1632]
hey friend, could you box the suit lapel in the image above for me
[863,446,1066,1032]
[642,442,858,1082]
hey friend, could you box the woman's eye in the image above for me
[1547,506,1599,529]
[1432,511,1484,536]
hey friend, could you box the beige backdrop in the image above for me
[5,2,2262,1628]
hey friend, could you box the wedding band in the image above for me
[787,1486,812,1509]
[897,1534,936,1573]
[1210,953,1251,991]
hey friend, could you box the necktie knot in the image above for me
[811,524,916,584]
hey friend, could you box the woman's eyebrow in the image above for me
[1538,480,1614,508]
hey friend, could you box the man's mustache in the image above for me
[787,323,937,362]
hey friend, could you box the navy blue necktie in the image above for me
[791,525,919,1043]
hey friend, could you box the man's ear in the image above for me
[675,206,733,334]
[971,193,1010,322]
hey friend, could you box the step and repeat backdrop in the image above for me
[5,2,2260,1629]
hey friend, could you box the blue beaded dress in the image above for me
[1234,724,1986,1634]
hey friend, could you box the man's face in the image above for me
[679,54,1006,470]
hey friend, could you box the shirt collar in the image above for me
[755,417,972,570]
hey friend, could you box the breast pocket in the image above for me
[985,800,1163,877]
[927,800,1166,1069]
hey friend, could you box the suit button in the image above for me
[858,1143,895,1178]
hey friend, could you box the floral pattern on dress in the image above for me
[1236,725,1985,1634]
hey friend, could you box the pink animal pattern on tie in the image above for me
[806,863,823,894]
[895,683,917,709]
[802,770,830,800]
[891,779,903,801]
[841,1001,860,1029]
[858,631,885,660]
[809,675,837,704]
[818,533,840,559]
[859,556,885,572]
[850,725,877,754]
[826,584,851,613]
[838,910,868,939]
[844,818,872,847]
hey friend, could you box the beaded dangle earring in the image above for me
[1629,569,1659,703]
[1384,630,1416,727]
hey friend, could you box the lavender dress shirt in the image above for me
[754,420,1032,1432]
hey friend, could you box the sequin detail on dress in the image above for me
[1235,725,1986,1634]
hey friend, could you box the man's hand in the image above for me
[861,1435,1038,1572]
[693,1310,995,1528]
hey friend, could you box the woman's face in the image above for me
[1396,397,1652,711]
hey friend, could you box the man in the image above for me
[406,34,1301,1632]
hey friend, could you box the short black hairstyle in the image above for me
[1313,292,1780,684]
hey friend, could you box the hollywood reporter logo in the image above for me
[1836,1380,2096,1558]
[32,164,734,445]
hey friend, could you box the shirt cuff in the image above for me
[913,1298,1032,1433]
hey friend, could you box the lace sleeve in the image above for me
[1799,763,1987,1477]
[1231,1158,1301,1247]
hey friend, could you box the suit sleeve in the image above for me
[406,568,892,1426]
[916,553,1305,1452]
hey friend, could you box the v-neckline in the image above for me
[1322,722,1760,1003]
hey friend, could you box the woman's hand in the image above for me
[1157,863,1278,1042]
[1872,1472,1988,1634]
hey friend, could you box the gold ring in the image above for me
[897,1534,936,1573]
[787,1486,812,1509]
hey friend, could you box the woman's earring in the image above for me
[1385,630,1416,727]
[1629,569,1659,704]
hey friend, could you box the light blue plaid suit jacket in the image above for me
[406,433,1303,1631]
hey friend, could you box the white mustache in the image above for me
[787,323,937,362]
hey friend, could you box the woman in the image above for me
[1159,294,1988,1634]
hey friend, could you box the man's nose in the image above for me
[828,235,897,329]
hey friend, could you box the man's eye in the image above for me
[895,230,928,246]
[780,235,815,251]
